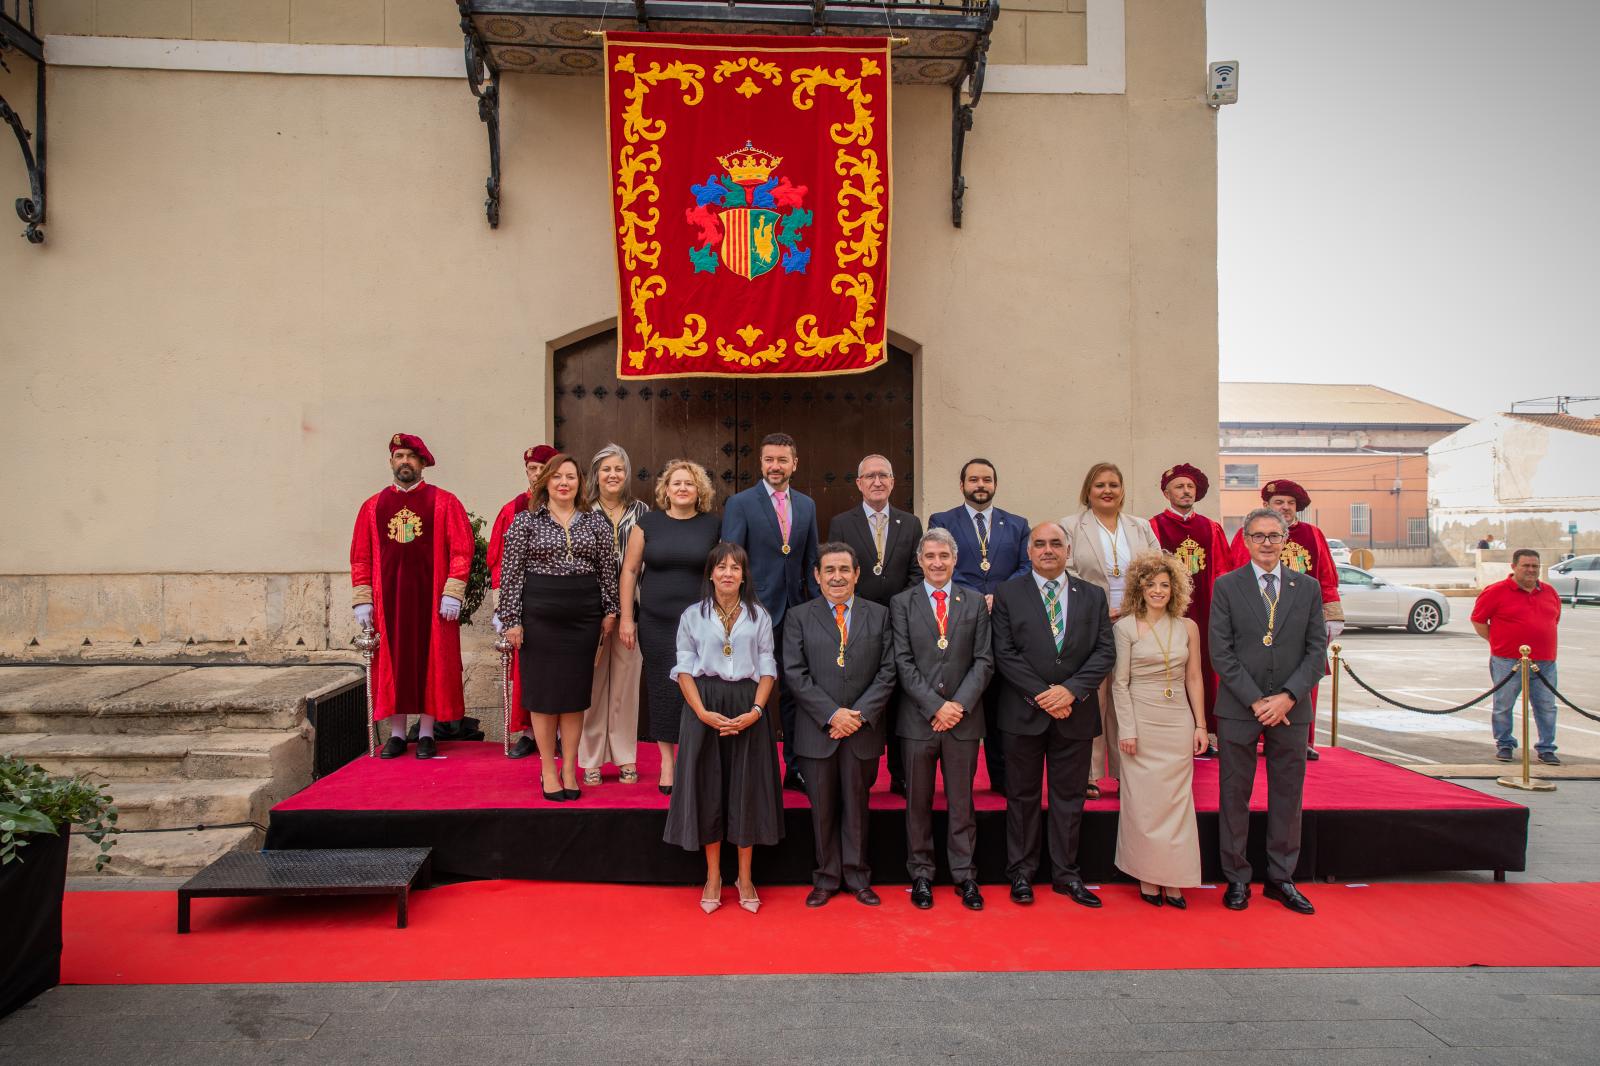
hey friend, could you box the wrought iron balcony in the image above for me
[0,0,46,243]
[455,0,999,229]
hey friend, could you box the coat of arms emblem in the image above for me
[685,140,812,279]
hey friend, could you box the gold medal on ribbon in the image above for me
[723,643,733,657]
[873,564,883,576]
[937,637,948,650]
[979,559,991,572]
[836,654,845,668]
[781,543,791,555]
[1262,633,1274,647]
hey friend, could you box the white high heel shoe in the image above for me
[700,883,722,914]
[737,884,761,914]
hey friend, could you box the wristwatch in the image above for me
[750,704,764,716]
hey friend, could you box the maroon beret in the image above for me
[388,433,435,468]
[524,444,558,465]
[1160,463,1210,502]
[1261,479,1311,510]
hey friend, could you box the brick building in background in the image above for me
[1218,384,1470,558]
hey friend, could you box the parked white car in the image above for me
[1336,565,1449,633]
[1326,538,1352,564]
[1548,555,1600,603]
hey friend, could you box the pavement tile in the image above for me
[1418,1018,1600,1047]
[16,983,397,1016]
[1119,1019,1445,1052]
[0,1007,326,1045]
[1111,993,1435,1022]
[1405,993,1600,1020]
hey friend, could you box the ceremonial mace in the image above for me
[353,624,381,757]
[495,633,515,757]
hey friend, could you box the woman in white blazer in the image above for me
[1061,461,1161,795]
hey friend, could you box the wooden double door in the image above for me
[553,329,915,517]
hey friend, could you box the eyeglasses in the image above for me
[1244,532,1287,544]
[856,472,893,482]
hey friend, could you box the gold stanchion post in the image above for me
[496,634,515,757]
[1329,643,1341,748]
[353,624,380,757]
[1498,644,1556,792]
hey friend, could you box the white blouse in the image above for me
[670,599,778,682]
[1096,520,1132,610]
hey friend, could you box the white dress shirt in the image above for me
[1032,569,1070,621]
[1251,561,1286,598]
[1094,519,1131,607]
[671,600,778,682]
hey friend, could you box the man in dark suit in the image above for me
[991,522,1115,907]
[1210,507,1330,916]
[928,458,1030,794]
[827,453,923,794]
[784,542,898,907]
[722,432,821,789]
[891,527,994,911]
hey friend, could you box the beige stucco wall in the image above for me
[1,0,1216,651]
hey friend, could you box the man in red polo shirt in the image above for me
[1471,549,1562,765]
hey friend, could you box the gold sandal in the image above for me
[619,765,639,784]
[582,768,602,786]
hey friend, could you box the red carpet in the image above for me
[275,743,1520,815]
[64,881,1600,985]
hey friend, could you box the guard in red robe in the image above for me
[488,443,557,758]
[1228,478,1344,757]
[1149,462,1234,755]
[351,433,473,759]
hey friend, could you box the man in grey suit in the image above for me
[784,542,898,907]
[1211,506,1330,915]
[991,522,1115,908]
[891,527,994,911]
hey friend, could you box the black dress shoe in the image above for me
[1306,746,1320,761]
[1053,881,1102,908]
[910,878,933,909]
[379,735,407,759]
[1009,878,1034,905]
[1223,882,1251,910]
[1200,745,1219,759]
[1264,880,1315,915]
[783,767,807,792]
[854,887,881,907]
[1164,894,1188,910]
[658,784,674,796]
[805,887,835,908]
[957,880,984,911]
[562,787,581,801]
[1139,891,1164,907]
[415,736,437,759]
[507,736,536,759]
[889,777,907,797]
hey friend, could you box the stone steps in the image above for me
[0,664,336,877]
[0,664,356,734]
[5,729,310,782]
[69,825,260,877]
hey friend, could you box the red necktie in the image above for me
[932,589,948,632]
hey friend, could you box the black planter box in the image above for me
[0,826,69,1019]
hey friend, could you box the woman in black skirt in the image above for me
[497,453,620,802]
[618,459,721,794]
[662,541,783,914]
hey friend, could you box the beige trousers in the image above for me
[579,630,642,770]
[1090,677,1123,784]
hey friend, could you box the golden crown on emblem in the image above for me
[717,140,782,185]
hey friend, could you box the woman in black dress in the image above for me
[619,460,721,794]
[497,453,621,803]
[661,541,783,914]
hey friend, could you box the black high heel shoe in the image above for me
[1139,890,1164,907]
[542,781,567,802]
[562,787,581,801]
[1163,893,1188,910]
[659,783,673,796]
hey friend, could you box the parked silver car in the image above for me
[1336,565,1450,633]
[1326,538,1352,564]
[1548,555,1600,603]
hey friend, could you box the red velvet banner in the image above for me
[604,32,892,379]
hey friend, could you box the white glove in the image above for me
[1326,620,1345,640]
[354,604,374,628]
[491,614,505,635]
[439,595,462,622]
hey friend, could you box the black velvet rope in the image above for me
[1533,670,1600,724]
[1337,658,1517,715]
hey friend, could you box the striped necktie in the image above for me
[1044,579,1064,652]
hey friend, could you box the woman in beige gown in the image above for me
[1112,551,1207,906]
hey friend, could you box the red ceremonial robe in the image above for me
[350,483,472,721]
[1150,509,1234,733]
[489,492,532,732]
[1229,519,1342,744]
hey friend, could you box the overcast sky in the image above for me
[1207,0,1599,420]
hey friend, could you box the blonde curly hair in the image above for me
[653,459,716,513]
[1120,550,1193,619]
